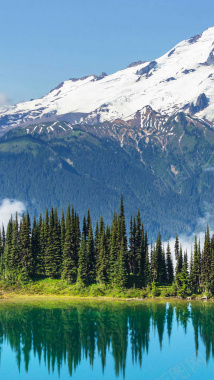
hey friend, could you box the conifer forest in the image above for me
[0,196,214,297]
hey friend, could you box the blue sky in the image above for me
[1,0,213,104]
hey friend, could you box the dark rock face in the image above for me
[165,77,176,82]
[182,69,196,74]
[127,60,146,68]
[206,49,214,65]
[69,75,91,82]
[93,72,108,81]
[136,61,157,76]
[189,93,209,114]
[50,82,64,92]
[188,34,201,44]
[168,49,175,57]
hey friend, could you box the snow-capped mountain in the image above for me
[1,26,214,131]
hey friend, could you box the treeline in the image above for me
[0,196,214,295]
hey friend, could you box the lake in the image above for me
[0,299,213,379]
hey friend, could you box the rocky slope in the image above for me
[1,27,214,133]
[0,110,213,238]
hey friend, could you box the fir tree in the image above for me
[61,205,77,283]
[191,236,200,293]
[61,209,66,254]
[19,212,33,281]
[109,213,119,285]
[77,234,88,285]
[87,218,95,284]
[174,235,179,261]
[166,241,174,284]
[0,229,4,275]
[37,215,45,276]
[96,216,107,284]
[31,216,39,277]
[116,239,128,288]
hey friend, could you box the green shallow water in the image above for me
[0,300,213,379]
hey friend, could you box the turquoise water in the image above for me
[0,300,213,379]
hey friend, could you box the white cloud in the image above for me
[163,205,214,266]
[0,199,26,229]
[0,93,11,106]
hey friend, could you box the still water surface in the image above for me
[0,300,213,379]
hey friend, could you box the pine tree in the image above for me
[203,226,211,291]
[31,216,39,278]
[135,210,142,278]
[96,216,107,284]
[2,225,5,249]
[82,216,87,240]
[177,258,189,298]
[166,240,174,284]
[61,209,66,254]
[210,235,214,294]
[45,208,55,278]
[144,230,151,285]
[87,218,95,284]
[4,217,13,277]
[73,211,80,268]
[0,229,4,276]
[109,213,119,285]
[176,245,183,276]
[118,195,129,280]
[77,234,87,285]
[129,215,136,285]
[9,214,20,280]
[174,235,179,262]
[138,223,146,287]
[37,215,45,276]
[191,236,200,293]
[61,205,77,283]
[116,239,128,288]
[19,212,33,281]
[153,232,166,284]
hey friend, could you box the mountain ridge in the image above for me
[1,27,214,132]
[0,109,213,238]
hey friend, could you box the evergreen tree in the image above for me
[191,236,200,293]
[166,241,174,284]
[176,245,183,276]
[202,226,211,291]
[116,239,128,288]
[45,208,55,278]
[144,231,151,285]
[0,229,4,275]
[9,214,19,280]
[87,218,95,284]
[61,205,77,283]
[177,259,189,298]
[31,216,39,278]
[77,234,88,285]
[4,217,13,277]
[61,209,66,254]
[153,232,166,284]
[174,235,179,261]
[96,216,107,284]
[118,195,129,279]
[109,213,119,285]
[19,212,33,281]
[37,215,45,276]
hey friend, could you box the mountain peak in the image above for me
[1,27,214,131]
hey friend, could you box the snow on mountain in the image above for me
[1,26,214,130]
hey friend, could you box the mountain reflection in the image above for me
[0,301,213,376]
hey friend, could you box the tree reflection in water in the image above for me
[0,301,213,376]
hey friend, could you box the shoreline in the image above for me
[0,292,213,303]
